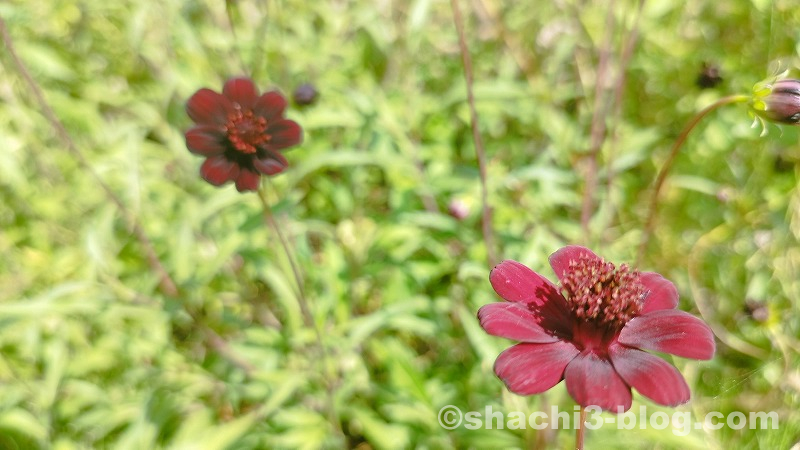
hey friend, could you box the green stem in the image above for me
[256,183,343,440]
[257,185,314,329]
[636,94,750,266]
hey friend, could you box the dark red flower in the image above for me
[185,77,302,192]
[478,245,715,412]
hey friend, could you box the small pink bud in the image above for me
[447,199,469,220]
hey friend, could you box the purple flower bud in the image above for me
[752,79,800,125]
[293,83,318,106]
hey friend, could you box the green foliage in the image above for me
[1,0,799,449]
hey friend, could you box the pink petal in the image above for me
[254,91,288,121]
[478,303,560,343]
[494,341,579,396]
[489,260,573,335]
[618,309,716,360]
[186,88,233,125]
[200,155,240,186]
[253,155,287,175]
[549,246,602,283]
[265,120,302,151]
[609,344,690,407]
[223,77,259,109]
[640,272,679,313]
[564,352,632,411]
[235,169,260,192]
[185,125,225,156]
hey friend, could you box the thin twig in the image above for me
[0,16,259,376]
[256,187,314,329]
[224,0,249,77]
[603,0,645,239]
[636,94,749,265]
[0,16,178,298]
[450,0,499,267]
[256,184,343,438]
[579,0,617,241]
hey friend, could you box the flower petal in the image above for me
[549,246,602,283]
[265,120,302,151]
[478,303,560,343]
[618,309,715,360]
[490,260,561,305]
[254,91,288,121]
[185,125,226,156]
[489,260,573,335]
[187,88,233,125]
[223,77,259,109]
[494,341,579,396]
[640,272,679,313]
[564,352,632,411]
[200,155,240,186]
[235,169,260,192]
[253,155,288,175]
[609,344,690,407]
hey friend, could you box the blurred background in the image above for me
[0,0,798,448]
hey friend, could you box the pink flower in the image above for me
[185,77,302,192]
[478,245,715,412]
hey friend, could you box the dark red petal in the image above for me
[200,155,240,186]
[494,341,579,396]
[185,125,225,156]
[478,303,560,343]
[254,91,288,121]
[235,169,260,192]
[564,352,632,411]
[609,344,690,407]
[549,246,602,283]
[618,309,716,360]
[253,155,287,175]
[223,77,258,109]
[489,260,573,335]
[265,120,302,151]
[186,88,233,125]
[640,272,679,313]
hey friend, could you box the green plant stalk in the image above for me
[636,94,750,266]
[257,184,343,440]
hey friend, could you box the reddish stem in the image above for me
[636,94,749,265]
[450,0,499,267]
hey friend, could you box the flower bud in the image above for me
[751,78,800,125]
[447,199,469,220]
[293,83,318,106]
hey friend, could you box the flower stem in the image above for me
[256,183,343,440]
[257,186,315,329]
[450,0,499,267]
[636,94,750,266]
[575,406,586,450]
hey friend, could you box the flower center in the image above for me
[224,108,270,154]
[560,254,644,331]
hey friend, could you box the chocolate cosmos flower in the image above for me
[185,77,302,192]
[478,245,715,412]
